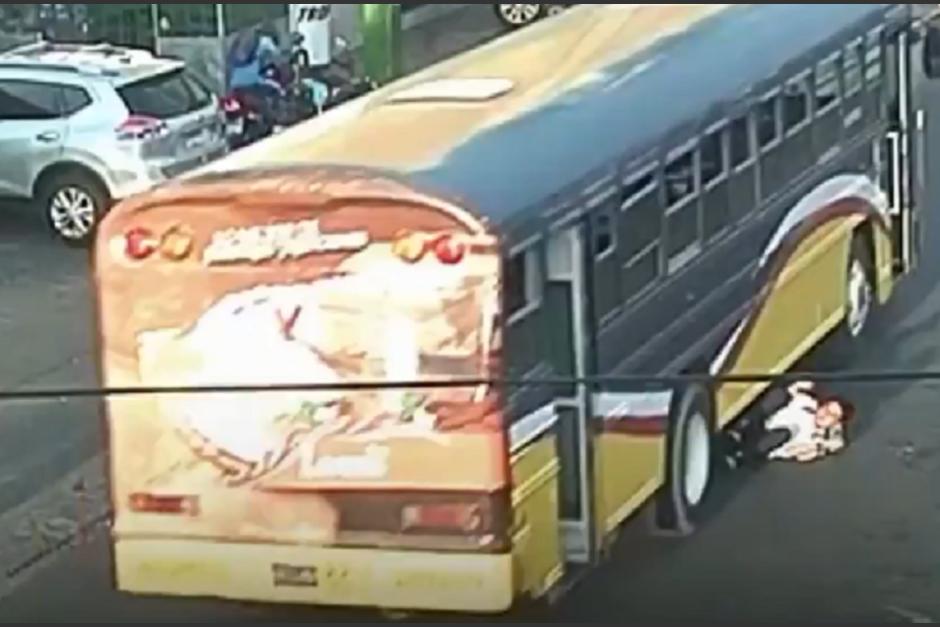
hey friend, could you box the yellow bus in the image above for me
[93,3,931,615]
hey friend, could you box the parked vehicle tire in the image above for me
[655,384,715,536]
[495,4,545,28]
[39,170,109,247]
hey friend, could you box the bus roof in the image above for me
[198,3,902,232]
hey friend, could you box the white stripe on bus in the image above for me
[510,391,675,453]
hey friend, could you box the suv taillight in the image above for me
[116,114,168,141]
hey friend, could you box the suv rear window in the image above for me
[118,69,213,119]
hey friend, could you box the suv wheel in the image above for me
[40,172,108,246]
[495,4,545,28]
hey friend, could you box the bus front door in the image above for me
[883,24,924,274]
[545,224,598,567]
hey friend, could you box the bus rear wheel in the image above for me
[827,232,882,362]
[655,384,714,537]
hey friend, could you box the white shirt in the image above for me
[765,392,819,449]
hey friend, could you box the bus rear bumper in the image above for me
[114,538,514,614]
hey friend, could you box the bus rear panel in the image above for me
[94,170,514,613]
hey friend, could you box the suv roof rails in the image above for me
[0,58,122,78]
[0,41,176,79]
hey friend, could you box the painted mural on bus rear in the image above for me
[95,172,514,611]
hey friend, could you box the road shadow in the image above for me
[0,201,47,242]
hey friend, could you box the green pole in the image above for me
[359,4,402,85]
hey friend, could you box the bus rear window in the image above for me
[505,247,541,320]
[118,69,213,119]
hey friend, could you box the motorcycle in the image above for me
[290,35,377,113]
[221,90,267,150]
[222,35,376,151]
[221,62,315,150]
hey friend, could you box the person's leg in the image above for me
[724,415,772,468]
[753,429,791,461]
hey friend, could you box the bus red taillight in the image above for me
[401,503,485,534]
[124,227,158,261]
[129,493,200,517]
[392,231,467,265]
[122,226,194,262]
[432,234,467,265]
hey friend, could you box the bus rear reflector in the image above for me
[129,493,200,517]
[401,503,485,534]
[159,226,195,261]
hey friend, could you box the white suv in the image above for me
[0,42,228,245]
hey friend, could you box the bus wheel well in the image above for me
[853,220,878,281]
[680,358,711,378]
[679,359,716,417]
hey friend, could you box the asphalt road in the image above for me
[4,11,940,624]
[0,202,101,552]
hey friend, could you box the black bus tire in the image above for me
[654,384,715,537]
[828,231,882,360]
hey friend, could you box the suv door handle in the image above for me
[35,131,61,143]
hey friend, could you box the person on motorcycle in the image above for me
[226,22,288,128]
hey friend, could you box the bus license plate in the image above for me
[272,563,319,588]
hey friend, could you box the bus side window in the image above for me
[730,114,752,170]
[814,52,843,155]
[844,39,864,99]
[664,149,696,207]
[620,168,661,299]
[593,209,616,260]
[756,93,781,151]
[864,28,884,122]
[783,76,811,133]
[781,73,814,184]
[592,204,621,324]
[505,245,543,324]
[815,54,842,113]
[503,243,545,396]
[700,124,731,240]
[664,147,701,273]
[728,112,757,224]
[756,91,785,201]
[865,29,883,87]
[843,38,865,131]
